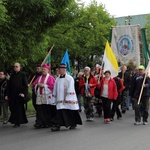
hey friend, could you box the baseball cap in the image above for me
[138,65,145,70]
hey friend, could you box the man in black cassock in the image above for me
[6,62,28,128]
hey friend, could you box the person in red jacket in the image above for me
[97,70,118,124]
[79,66,97,121]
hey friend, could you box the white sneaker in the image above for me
[3,121,8,124]
[89,117,94,121]
[134,122,141,125]
[86,118,90,121]
[143,122,148,125]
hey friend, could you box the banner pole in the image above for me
[98,61,104,82]
[137,73,147,105]
[41,44,54,66]
[28,44,54,87]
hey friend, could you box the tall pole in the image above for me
[28,44,54,87]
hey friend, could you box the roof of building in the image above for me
[115,14,150,28]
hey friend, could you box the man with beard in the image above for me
[31,65,42,127]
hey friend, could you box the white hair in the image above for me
[84,66,91,71]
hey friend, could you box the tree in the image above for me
[0,0,73,71]
[0,0,116,74]
[45,0,116,71]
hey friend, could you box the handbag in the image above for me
[24,92,31,103]
[94,87,100,99]
[19,92,31,104]
[85,90,92,98]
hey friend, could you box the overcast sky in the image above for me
[79,0,150,17]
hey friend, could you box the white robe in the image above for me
[52,74,79,110]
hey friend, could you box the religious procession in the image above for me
[0,23,150,133]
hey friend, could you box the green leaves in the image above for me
[0,0,116,73]
[0,0,72,70]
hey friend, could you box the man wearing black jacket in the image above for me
[118,65,131,114]
[31,65,42,128]
[131,65,150,125]
[0,70,8,124]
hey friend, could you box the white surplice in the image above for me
[52,74,79,110]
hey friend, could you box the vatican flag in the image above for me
[103,41,119,78]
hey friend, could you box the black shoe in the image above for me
[41,125,50,128]
[110,118,114,121]
[69,125,77,130]
[117,116,122,120]
[51,126,60,131]
[34,124,42,129]
[79,109,82,112]
[13,124,20,128]
[122,110,126,114]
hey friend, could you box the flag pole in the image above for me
[41,44,54,66]
[137,60,150,105]
[137,73,147,105]
[98,61,104,82]
[28,44,54,87]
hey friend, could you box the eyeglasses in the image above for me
[0,74,4,75]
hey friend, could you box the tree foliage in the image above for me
[0,0,72,70]
[0,0,116,73]
[46,0,116,71]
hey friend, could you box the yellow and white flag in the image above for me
[103,41,119,78]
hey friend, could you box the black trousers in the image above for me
[32,91,40,124]
[134,97,149,122]
[101,97,111,119]
[111,95,122,119]
[121,89,128,111]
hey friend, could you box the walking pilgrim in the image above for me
[51,63,82,131]
[33,64,56,128]
[131,65,150,125]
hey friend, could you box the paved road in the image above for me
[0,108,150,150]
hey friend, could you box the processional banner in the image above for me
[111,25,140,66]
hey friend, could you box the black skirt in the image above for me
[9,98,28,125]
[36,104,56,126]
[52,109,82,128]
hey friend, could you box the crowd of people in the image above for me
[0,62,150,132]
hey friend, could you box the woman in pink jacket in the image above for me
[97,70,118,124]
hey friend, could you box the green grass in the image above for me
[26,100,36,116]
[26,88,36,116]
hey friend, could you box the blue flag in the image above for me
[61,50,71,74]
